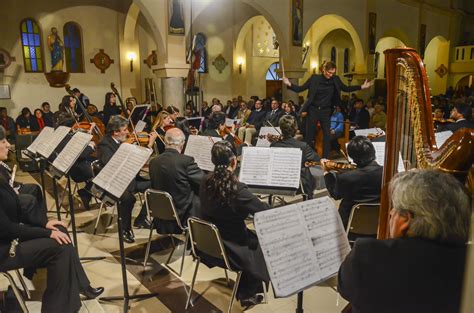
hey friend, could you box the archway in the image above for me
[303,14,365,75]
[234,15,280,99]
[374,37,406,79]
[424,36,450,96]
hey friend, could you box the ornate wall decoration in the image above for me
[143,50,158,68]
[435,64,448,78]
[90,49,114,73]
[212,54,228,73]
[0,49,16,72]
[253,18,279,58]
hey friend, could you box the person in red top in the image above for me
[31,109,45,132]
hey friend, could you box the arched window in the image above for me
[266,62,281,80]
[196,33,208,73]
[331,47,337,65]
[20,18,44,72]
[343,48,349,73]
[63,22,84,73]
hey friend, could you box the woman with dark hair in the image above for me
[200,111,233,141]
[103,92,122,125]
[30,109,46,132]
[0,126,103,312]
[15,107,34,132]
[322,135,383,228]
[200,140,270,308]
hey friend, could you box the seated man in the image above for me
[442,102,474,133]
[270,115,320,198]
[237,99,267,145]
[263,99,283,127]
[349,99,370,130]
[338,169,471,313]
[321,136,383,228]
[98,115,154,243]
[149,128,204,234]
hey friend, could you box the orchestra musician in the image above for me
[103,92,122,125]
[321,135,383,228]
[200,140,270,308]
[0,125,104,313]
[270,115,320,198]
[152,111,174,154]
[338,170,471,313]
[439,102,474,133]
[97,116,154,242]
[200,112,234,142]
[149,128,204,233]
[283,61,373,158]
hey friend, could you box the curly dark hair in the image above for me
[208,112,226,130]
[347,135,376,167]
[279,115,297,139]
[205,141,238,206]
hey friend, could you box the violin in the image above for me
[220,127,243,145]
[433,117,455,124]
[126,131,152,146]
[305,160,357,171]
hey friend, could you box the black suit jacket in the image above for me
[271,138,320,196]
[149,148,204,234]
[289,74,361,113]
[338,237,466,313]
[324,161,382,227]
[444,119,474,133]
[246,109,267,130]
[97,135,120,167]
[349,108,370,129]
[264,109,283,127]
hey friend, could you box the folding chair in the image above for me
[143,190,189,277]
[185,217,268,313]
[0,270,30,312]
[346,203,380,244]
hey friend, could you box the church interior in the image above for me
[0,0,473,312]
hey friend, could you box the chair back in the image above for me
[145,189,185,231]
[346,203,380,236]
[90,159,103,177]
[187,217,231,269]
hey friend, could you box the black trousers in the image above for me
[120,178,151,231]
[305,106,331,158]
[0,227,90,313]
[18,184,48,226]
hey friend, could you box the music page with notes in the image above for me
[52,131,93,175]
[184,135,221,171]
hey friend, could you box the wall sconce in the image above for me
[311,61,318,74]
[127,52,137,72]
[237,57,244,74]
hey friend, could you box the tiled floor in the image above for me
[4,169,349,313]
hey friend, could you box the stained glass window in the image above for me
[331,46,337,64]
[63,22,84,73]
[266,62,281,81]
[20,19,44,72]
[344,48,349,73]
[198,49,207,73]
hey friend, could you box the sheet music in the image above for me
[254,196,350,298]
[135,120,146,133]
[93,143,152,199]
[52,131,92,175]
[225,118,240,127]
[354,127,385,137]
[36,126,71,158]
[435,130,453,147]
[26,127,55,154]
[256,127,281,147]
[184,135,221,171]
[345,142,405,172]
[239,147,301,189]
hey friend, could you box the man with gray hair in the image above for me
[149,128,204,233]
[338,169,471,313]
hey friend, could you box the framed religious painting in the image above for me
[291,0,303,46]
[368,12,376,54]
[169,0,185,35]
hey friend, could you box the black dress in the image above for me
[200,180,270,300]
[0,179,90,313]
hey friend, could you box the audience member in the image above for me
[41,102,54,127]
[349,99,370,129]
[370,104,386,130]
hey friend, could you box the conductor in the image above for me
[282,61,373,157]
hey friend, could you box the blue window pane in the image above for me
[30,46,36,58]
[27,20,32,33]
[31,58,37,71]
[22,33,28,45]
[28,34,34,45]
[64,35,69,47]
[34,34,40,46]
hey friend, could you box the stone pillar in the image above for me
[162,77,185,112]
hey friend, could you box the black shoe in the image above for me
[133,218,152,229]
[77,189,91,210]
[240,294,263,310]
[122,230,135,243]
[81,286,104,299]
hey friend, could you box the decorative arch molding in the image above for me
[382,28,412,48]
[304,14,365,73]
[424,35,450,95]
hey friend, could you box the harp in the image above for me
[378,48,474,239]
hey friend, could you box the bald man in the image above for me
[149,128,204,234]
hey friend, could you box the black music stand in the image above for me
[92,185,158,312]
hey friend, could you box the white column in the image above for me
[162,77,185,112]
